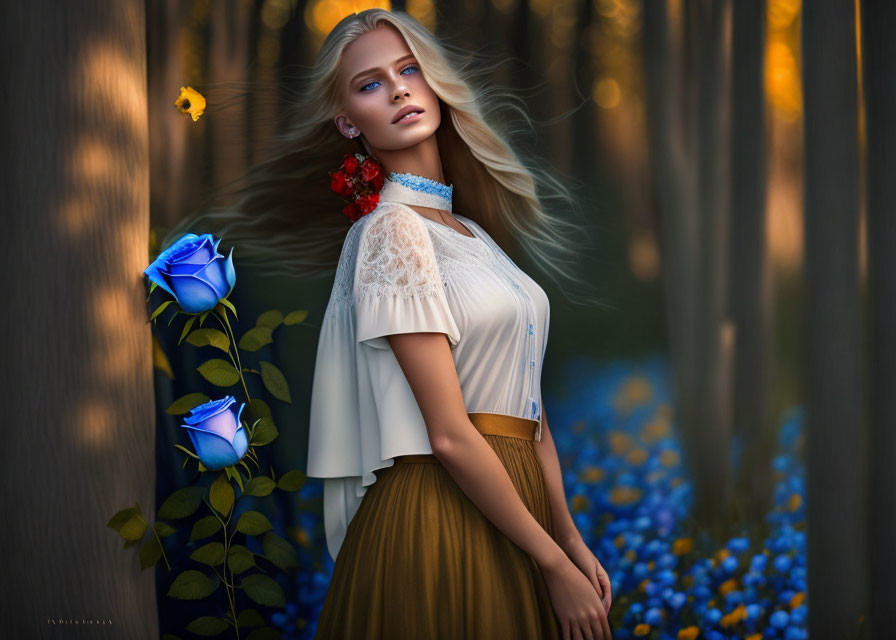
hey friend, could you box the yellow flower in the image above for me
[660,449,680,468]
[745,634,763,640]
[571,494,591,513]
[789,592,805,608]
[634,623,651,636]
[720,604,748,627]
[609,485,643,505]
[174,85,206,122]
[673,537,693,555]
[627,447,649,466]
[625,549,638,561]
[677,626,700,640]
[581,465,606,483]
[609,430,635,454]
[787,493,802,511]
[718,578,739,596]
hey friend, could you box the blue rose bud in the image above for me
[181,396,249,470]
[144,233,236,313]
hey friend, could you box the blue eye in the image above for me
[359,64,419,92]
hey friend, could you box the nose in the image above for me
[393,89,410,101]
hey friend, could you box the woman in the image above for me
[305,9,612,640]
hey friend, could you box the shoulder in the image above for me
[355,201,430,247]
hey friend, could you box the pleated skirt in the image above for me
[313,412,563,639]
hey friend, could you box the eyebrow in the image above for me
[349,53,417,87]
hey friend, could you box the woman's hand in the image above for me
[540,553,612,640]
[560,534,612,615]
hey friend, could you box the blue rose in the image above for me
[144,233,235,313]
[181,396,249,470]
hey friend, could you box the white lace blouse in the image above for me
[306,200,550,561]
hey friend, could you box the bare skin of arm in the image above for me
[534,408,579,547]
[536,409,613,614]
[387,331,611,640]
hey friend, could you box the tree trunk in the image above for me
[0,1,157,638]
[730,0,774,527]
[802,0,868,636]
[859,0,896,635]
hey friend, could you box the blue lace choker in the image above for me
[379,171,453,212]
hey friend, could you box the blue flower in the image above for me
[145,233,236,313]
[181,396,248,469]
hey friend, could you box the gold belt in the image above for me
[395,412,539,464]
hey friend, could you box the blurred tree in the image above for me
[644,0,736,539]
[730,0,773,528]
[148,0,194,230]
[802,0,867,636]
[0,1,157,637]
[859,0,896,635]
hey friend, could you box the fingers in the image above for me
[571,623,584,640]
[599,603,612,640]
[599,573,612,613]
[563,620,570,640]
[589,569,604,599]
[590,611,603,640]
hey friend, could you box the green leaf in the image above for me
[190,515,222,542]
[149,299,173,322]
[238,326,273,352]
[158,486,205,519]
[186,328,231,352]
[276,470,306,492]
[261,531,300,571]
[240,574,285,608]
[244,476,276,497]
[227,544,256,574]
[219,297,239,321]
[185,616,230,637]
[199,309,211,326]
[248,397,271,421]
[167,569,218,600]
[190,542,225,567]
[224,465,244,492]
[239,459,254,477]
[251,416,278,446]
[283,310,308,326]
[153,521,177,538]
[179,315,197,345]
[166,392,210,415]
[107,506,148,541]
[197,359,240,387]
[256,310,283,329]
[235,510,273,536]
[236,609,265,628]
[209,473,234,517]
[246,627,285,640]
[150,281,159,295]
[168,309,182,326]
[139,534,163,570]
[259,361,291,403]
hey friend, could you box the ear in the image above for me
[334,115,358,139]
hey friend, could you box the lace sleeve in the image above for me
[353,205,461,350]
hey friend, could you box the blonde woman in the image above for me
[306,10,611,640]
[163,7,612,640]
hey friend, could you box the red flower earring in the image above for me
[329,152,386,222]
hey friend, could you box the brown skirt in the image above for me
[313,412,563,639]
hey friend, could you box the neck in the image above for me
[379,171,453,213]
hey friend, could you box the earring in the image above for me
[346,127,358,138]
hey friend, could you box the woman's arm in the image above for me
[534,408,582,550]
[387,331,568,573]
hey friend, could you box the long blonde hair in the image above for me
[161,8,605,307]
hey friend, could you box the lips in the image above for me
[392,105,425,124]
